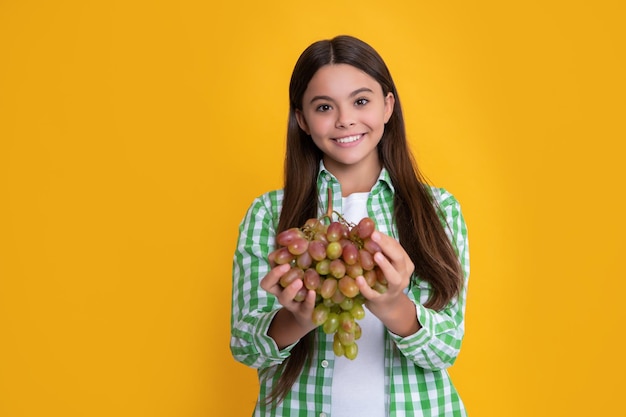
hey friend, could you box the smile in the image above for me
[334,134,363,144]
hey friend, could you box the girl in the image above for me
[231,35,470,416]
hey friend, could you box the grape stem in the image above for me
[326,187,333,219]
[320,187,355,227]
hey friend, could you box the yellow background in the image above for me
[1,1,624,416]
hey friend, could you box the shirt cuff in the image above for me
[388,303,433,352]
[253,309,298,361]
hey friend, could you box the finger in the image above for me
[355,275,380,301]
[260,263,290,293]
[370,230,398,249]
[373,251,392,271]
[372,252,403,286]
[303,288,317,309]
[370,231,404,262]
[279,277,304,304]
[371,231,414,276]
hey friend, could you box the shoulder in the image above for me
[426,186,468,242]
[246,188,284,215]
[239,189,284,230]
[253,188,284,207]
[425,186,466,231]
[426,185,461,209]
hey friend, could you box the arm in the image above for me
[356,190,470,370]
[230,191,318,368]
[261,263,317,349]
[396,190,469,369]
[230,193,292,369]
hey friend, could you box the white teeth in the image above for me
[335,135,361,144]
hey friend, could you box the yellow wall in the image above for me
[1,1,624,416]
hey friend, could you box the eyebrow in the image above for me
[309,87,375,104]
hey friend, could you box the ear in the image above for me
[383,92,395,123]
[295,109,310,135]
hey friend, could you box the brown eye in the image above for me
[316,104,332,112]
[315,104,332,112]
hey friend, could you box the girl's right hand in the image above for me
[260,263,318,336]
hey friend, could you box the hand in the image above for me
[355,230,420,336]
[260,263,318,334]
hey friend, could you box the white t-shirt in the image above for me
[331,192,386,416]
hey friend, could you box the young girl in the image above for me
[231,35,470,416]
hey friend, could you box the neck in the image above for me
[323,158,382,197]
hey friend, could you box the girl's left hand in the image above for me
[355,230,418,334]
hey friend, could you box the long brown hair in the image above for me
[266,35,463,406]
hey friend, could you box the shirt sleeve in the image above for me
[388,189,470,370]
[230,193,296,369]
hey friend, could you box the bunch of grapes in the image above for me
[269,215,388,360]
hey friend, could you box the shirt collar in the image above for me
[316,160,395,195]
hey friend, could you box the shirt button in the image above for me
[325,174,331,181]
[320,360,329,368]
[320,413,327,417]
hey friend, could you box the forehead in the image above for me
[304,64,383,98]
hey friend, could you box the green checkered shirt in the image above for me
[231,165,470,416]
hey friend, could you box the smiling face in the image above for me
[295,64,395,178]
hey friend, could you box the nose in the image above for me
[335,108,356,128]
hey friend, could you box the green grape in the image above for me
[312,304,330,326]
[344,342,358,360]
[333,333,345,356]
[339,297,354,311]
[322,312,340,334]
[315,258,331,275]
[322,297,335,308]
[354,322,362,340]
[353,294,366,305]
[326,241,342,260]
[350,303,365,320]
[338,311,356,333]
[337,329,355,346]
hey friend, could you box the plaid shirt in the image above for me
[231,165,470,416]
